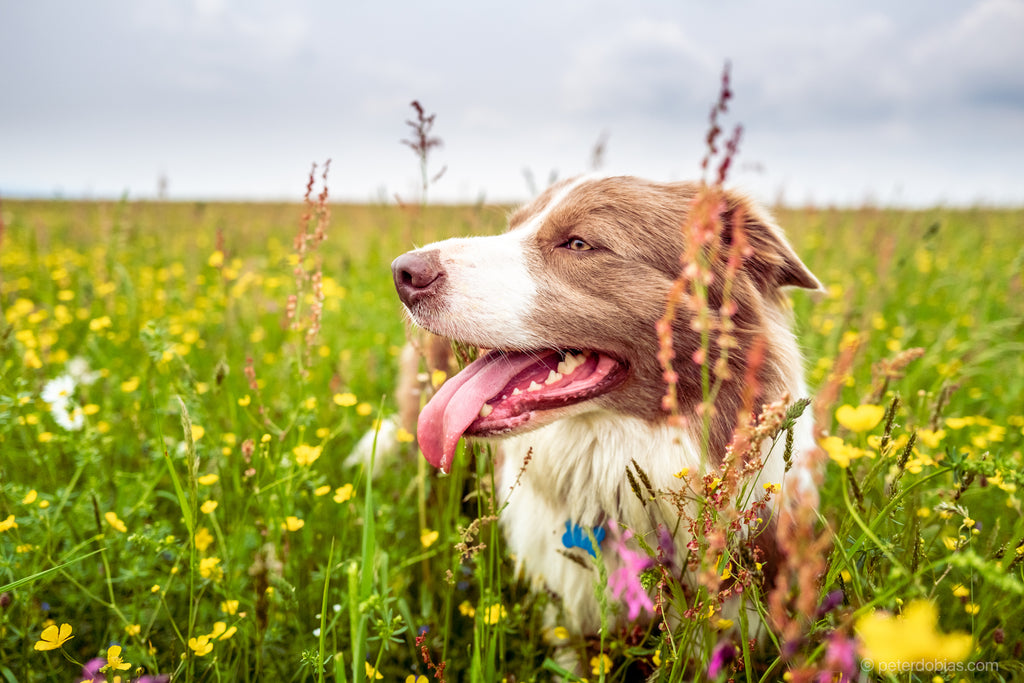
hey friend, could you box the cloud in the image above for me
[562,19,717,120]
[910,0,1024,109]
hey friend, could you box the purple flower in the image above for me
[816,589,845,617]
[606,521,654,620]
[707,641,736,678]
[77,658,104,683]
[78,656,168,683]
[818,631,858,683]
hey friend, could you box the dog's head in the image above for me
[393,175,820,472]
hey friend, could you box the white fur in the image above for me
[495,394,818,634]
[402,176,593,350]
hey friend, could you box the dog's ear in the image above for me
[721,190,823,292]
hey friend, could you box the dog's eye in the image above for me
[562,237,593,252]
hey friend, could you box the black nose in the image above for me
[392,250,444,306]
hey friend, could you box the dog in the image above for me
[391,175,821,644]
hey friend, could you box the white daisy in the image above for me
[41,374,76,408]
[52,403,85,431]
[66,356,101,386]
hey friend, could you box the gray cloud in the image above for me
[1,0,1021,205]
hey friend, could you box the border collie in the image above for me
[391,175,821,639]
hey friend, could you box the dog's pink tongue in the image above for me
[417,351,536,473]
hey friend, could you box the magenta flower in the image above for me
[707,641,736,678]
[606,521,654,620]
[818,631,858,683]
[77,658,104,683]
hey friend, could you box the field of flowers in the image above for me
[1,184,1022,682]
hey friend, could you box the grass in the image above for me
[1,191,1023,682]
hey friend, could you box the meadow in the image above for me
[1,184,1023,682]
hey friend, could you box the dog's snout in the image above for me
[392,250,444,306]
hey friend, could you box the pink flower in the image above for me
[606,521,654,620]
[818,631,858,683]
[707,641,736,678]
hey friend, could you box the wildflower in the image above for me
[855,600,972,667]
[917,429,945,449]
[1,515,17,533]
[103,645,131,672]
[200,500,218,514]
[420,528,439,548]
[816,589,845,617]
[194,527,214,552]
[120,377,140,393]
[125,623,141,637]
[188,635,213,656]
[406,676,429,683]
[365,662,383,680]
[314,485,331,496]
[292,443,322,466]
[41,374,76,407]
[34,622,74,651]
[208,250,225,268]
[458,601,475,617]
[707,641,736,678]
[22,490,38,505]
[822,632,858,682]
[105,511,128,533]
[221,600,239,615]
[283,516,305,531]
[199,557,222,581]
[24,348,43,369]
[482,604,506,625]
[544,626,570,644]
[606,521,654,620]
[197,473,219,486]
[67,356,100,386]
[945,416,975,430]
[79,657,104,682]
[652,649,662,667]
[835,404,885,432]
[89,316,112,332]
[673,467,690,479]
[52,403,85,431]
[333,392,357,407]
[333,483,354,503]
[820,435,870,468]
[356,402,373,417]
[208,621,237,640]
[591,653,612,675]
[965,603,980,615]
[190,424,206,441]
[397,427,415,443]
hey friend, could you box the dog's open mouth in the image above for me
[417,349,626,472]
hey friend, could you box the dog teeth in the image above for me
[556,352,586,375]
[527,381,543,392]
[479,404,493,417]
[545,370,563,385]
[512,388,522,396]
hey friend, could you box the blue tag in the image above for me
[562,521,606,558]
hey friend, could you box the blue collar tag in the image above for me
[562,521,606,558]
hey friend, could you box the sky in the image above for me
[2,0,1023,207]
